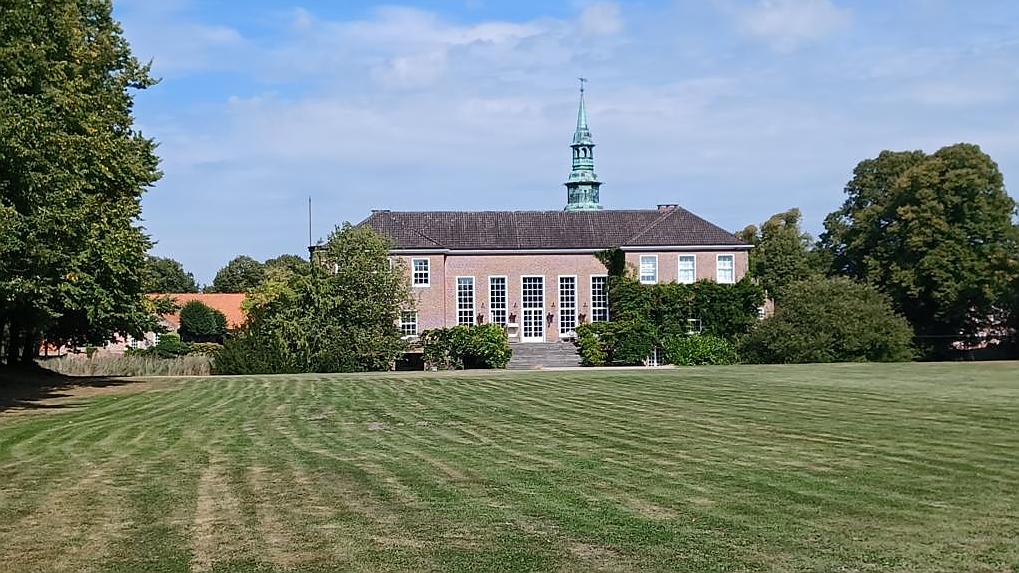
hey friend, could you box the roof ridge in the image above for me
[413,228,444,248]
[623,209,677,244]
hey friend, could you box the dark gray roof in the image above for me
[359,208,745,250]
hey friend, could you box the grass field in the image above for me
[1,363,1017,572]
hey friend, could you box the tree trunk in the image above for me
[0,317,8,366]
[20,327,39,364]
[5,319,22,366]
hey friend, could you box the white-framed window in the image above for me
[411,258,430,287]
[489,276,507,326]
[456,277,475,326]
[559,276,577,336]
[639,255,658,284]
[678,255,696,284]
[591,275,609,322]
[717,255,735,284]
[399,311,418,336]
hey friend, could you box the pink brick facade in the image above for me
[396,248,749,343]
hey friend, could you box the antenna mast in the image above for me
[307,196,314,260]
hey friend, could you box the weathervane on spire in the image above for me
[578,77,587,93]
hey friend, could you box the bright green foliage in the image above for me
[207,255,265,293]
[576,275,763,367]
[739,208,822,303]
[819,144,1019,354]
[142,256,199,293]
[609,277,765,339]
[214,224,410,374]
[177,300,227,343]
[420,324,512,370]
[150,332,187,358]
[0,0,161,363]
[576,322,610,366]
[661,334,739,366]
[740,276,915,364]
[575,320,657,366]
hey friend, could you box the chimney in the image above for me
[657,204,678,212]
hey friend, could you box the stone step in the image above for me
[507,342,582,370]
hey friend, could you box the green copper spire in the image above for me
[565,78,603,211]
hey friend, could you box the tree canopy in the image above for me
[738,208,821,304]
[207,255,265,293]
[214,224,410,374]
[143,256,199,293]
[1,0,161,363]
[819,144,1019,354]
[264,254,308,274]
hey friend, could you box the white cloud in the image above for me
[729,0,852,52]
[579,2,624,36]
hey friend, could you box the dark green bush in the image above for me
[575,320,656,366]
[178,300,227,343]
[610,320,657,365]
[739,276,915,364]
[661,334,738,366]
[212,331,284,375]
[576,322,611,366]
[421,324,511,370]
[609,277,764,339]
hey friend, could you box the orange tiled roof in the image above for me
[148,293,247,330]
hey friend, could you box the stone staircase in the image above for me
[507,342,582,370]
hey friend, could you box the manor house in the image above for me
[361,85,750,343]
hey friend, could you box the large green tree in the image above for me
[0,0,161,364]
[819,144,1019,354]
[738,208,822,304]
[143,256,199,293]
[215,224,410,374]
[207,255,264,293]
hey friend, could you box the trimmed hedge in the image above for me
[421,324,512,370]
[661,333,738,366]
[575,321,656,366]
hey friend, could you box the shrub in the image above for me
[575,320,656,366]
[127,333,190,359]
[178,301,227,343]
[609,320,657,365]
[421,324,511,370]
[739,276,915,364]
[576,322,611,366]
[212,331,283,375]
[188,342,223,356]
[662,334,738,366]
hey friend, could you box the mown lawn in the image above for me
[1,363,1017,572]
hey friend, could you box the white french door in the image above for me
[520,276,545,342]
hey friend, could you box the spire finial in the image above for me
[565,77,602,211]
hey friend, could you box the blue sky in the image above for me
[114,0,1019,284]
